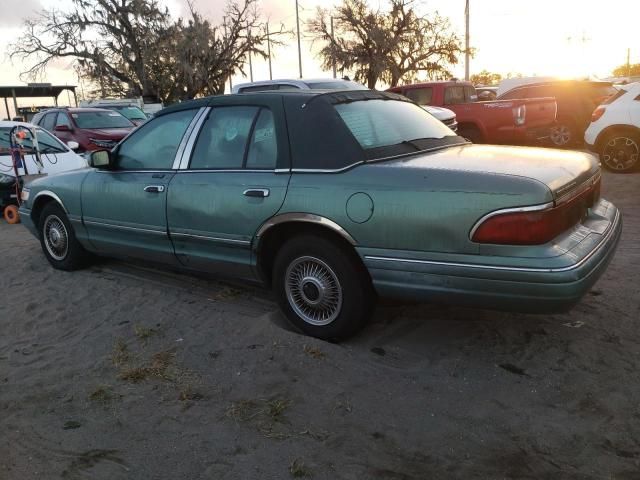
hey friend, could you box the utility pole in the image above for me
[295,0,303,78]
[464,0,470,81]
[330,16,336,79]
[627,48,631,77]
[266,23,273,80]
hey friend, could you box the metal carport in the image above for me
[1,83,77,120]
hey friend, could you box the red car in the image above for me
[387,81,557,146]
[32,107,135,152]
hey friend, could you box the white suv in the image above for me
[585,82,640,172]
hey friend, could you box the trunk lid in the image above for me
[385,143,600,200]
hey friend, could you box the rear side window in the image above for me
[246,109,278,169]
[238,85,279,93]
[464,86,477,102]
[404,88,433,105]
[444,86,465,105]
[190,107,259,170]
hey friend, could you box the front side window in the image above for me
[190,107,259,170]
[41,112,57,132]
[404,88,433,105]
[55,113,72,128]
[335,99,456,151]
[116,109,197,170]
[72,111,134,129]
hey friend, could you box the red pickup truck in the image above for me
[387,81,557,146]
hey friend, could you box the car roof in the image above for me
[0,120,42,129]
[158,89,406,117]
[232,78,365,93]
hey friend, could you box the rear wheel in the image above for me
[39,203,91,270]
[600,130,640,173]
[549,118,576,147]
[272,235,374,340]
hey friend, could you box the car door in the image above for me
[630,89,640,126]
[52,112,74,145]
[82,108,200,264]
[167,101,290,279]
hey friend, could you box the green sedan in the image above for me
[19,90,622,340]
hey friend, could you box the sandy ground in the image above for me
[0,171,639,480]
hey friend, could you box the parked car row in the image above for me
[18,89,622,340]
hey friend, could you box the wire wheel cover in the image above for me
[285,256,343,326]
[43,215,69,261]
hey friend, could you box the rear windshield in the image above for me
[72,111,134,129]
[109,106,147,121]
[335,99,459,155]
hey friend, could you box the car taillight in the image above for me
[513,105,526,126]
[471,177,600,245]
[591,106,606,122]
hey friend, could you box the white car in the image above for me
[421,105,458,132]
[584,82,640,172]
[1,121,87,220]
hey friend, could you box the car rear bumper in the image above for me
[359,201,622,313]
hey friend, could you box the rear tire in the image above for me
[599,129,640,173]
[272,234,374,341]
[38,203,91,271]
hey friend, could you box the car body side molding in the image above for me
[255,213,357,246]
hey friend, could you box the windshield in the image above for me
[109,106,147,121]
[0,127,67,155]
[72,111,134,129]
[335,99,460,155]
[306,80,366,90]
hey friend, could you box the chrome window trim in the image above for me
[172,107,208,169]
[369,209,619,274]
[256,213,356,245]
[468,201,554,240]
[83,220,167,236]
[170,231,250,245]
[32,190,68,213]
[178,107,212,170]
[175,169,277,174]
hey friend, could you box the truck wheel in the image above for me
[39,203,91,271]
[549,118,576,147]
[600,129,640,173]
[272,234,374,341]
[3,205,20,224]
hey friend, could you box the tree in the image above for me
[612,63,640,77]
[470,70,502,86]
[308,0,463,89]
[9,0,285,103]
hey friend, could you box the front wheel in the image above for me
[272,235,374,341]
[600,130,640,173]
[39,203,91,270]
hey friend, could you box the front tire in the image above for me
[272,235,374,341]
[600,129,640,173]
[39,203,91,271]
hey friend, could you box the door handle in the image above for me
[243,188,270,198]
[144,185,165,193]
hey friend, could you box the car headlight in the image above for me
[0,173,16,185]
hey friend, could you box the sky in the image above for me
[1,0,639,116]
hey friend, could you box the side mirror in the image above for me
[89,150,111,169]
[67,141,80,151]
[55,124,71,132]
